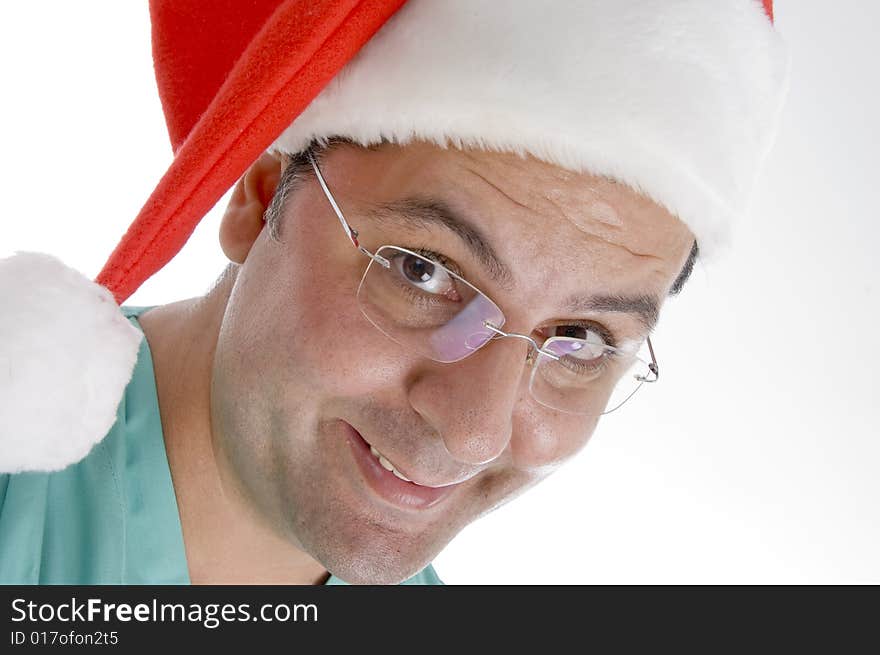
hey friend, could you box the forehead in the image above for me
[322,141,694,300]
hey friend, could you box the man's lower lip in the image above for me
[343,421,457,511]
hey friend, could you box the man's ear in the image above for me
[219,151,283,264]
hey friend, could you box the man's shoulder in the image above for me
[120,305,158,320]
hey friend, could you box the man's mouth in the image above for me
[343,420,461,511]
[368,443,413,482]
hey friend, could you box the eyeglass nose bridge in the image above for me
[482,321,561,362]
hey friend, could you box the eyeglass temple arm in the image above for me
[637,336,660,383]
[307,150,391,269]
[307,150,361,246]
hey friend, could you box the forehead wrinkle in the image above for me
[458,153,666,266]
[462,165,535,215]
[539,183,671,263]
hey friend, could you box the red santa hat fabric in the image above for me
[97,0,408,304]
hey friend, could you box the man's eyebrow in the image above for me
[563,292,660,332]
[365,197,514,288]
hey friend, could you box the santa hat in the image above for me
[0,0,789,473]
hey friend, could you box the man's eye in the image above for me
[392,251,457,297]
[549,324,608,347]
[544,323,619,359]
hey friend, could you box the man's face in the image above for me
[211,141,694,583]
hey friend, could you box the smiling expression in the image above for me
[210,140,695,584]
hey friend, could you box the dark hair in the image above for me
[263,137,360,241]
[263,139,699,296]
[669,240,699,296]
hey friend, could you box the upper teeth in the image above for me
[369,445,412,482]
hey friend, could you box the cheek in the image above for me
[286,303,412,398]
[509,404,598,471]
[240,242,412,400]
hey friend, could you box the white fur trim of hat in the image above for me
[273,0,791,256]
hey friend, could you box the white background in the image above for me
[1,2,877,583]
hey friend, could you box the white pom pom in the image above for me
[0,252,143,473]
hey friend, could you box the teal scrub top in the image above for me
[0,306,441,586]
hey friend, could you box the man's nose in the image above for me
[407,336,530,466]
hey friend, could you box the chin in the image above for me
[307,523,443,585]
[286,481,457,585]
